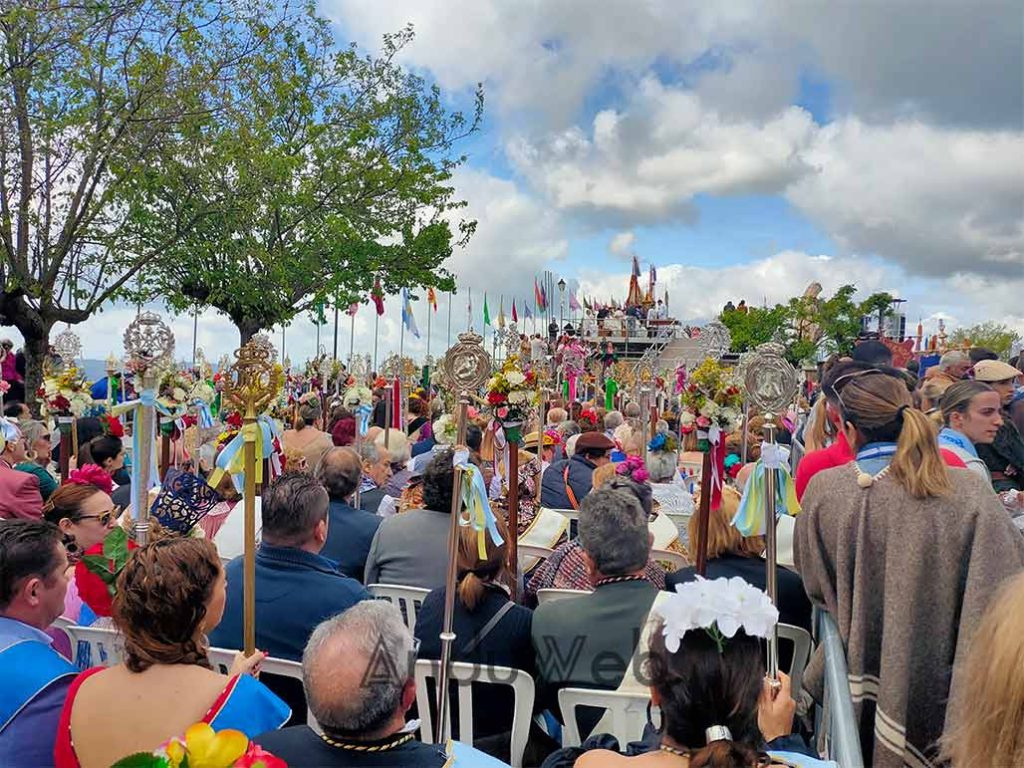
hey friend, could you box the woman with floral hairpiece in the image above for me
[796,369,1024,768]
[541,578,834,768]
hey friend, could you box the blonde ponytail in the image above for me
[458,572,487,612]
[803,398,831,452]
[891,406,952,499]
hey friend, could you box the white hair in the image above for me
[939,351,969,371]
[374,429,410,463]
[565,433,580,458]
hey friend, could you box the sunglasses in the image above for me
[77,506,121,526]
[828,368,886,414]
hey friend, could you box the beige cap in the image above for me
[973,359,1021,383]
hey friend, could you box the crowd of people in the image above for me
[0,334,1022,767]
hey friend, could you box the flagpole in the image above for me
[373,313,379,374]
[426,300,432,364]
[333,303,340,359]
[447,291,453,348]
[348,309,356,370]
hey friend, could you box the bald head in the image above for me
[316,447,361,500]
[302,602,414,738]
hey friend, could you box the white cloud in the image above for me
[609,231,635,259]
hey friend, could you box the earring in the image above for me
[63,534,78,556]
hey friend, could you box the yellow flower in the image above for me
[182,722,249,768]
[165,737,186,768]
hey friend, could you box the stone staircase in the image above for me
[656,336,703,370]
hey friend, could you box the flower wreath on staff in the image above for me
[679,358,743,510]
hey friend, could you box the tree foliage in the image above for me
[149,20,482,341]
[720,305,789,353]
[0,0,289,407]
[950,322,1021,358]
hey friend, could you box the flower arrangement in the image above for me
[648,431,679,453]
[112,722,284,768]
[433,413,458,445]
[655,576,779,654]
[679,358,743,434]
[485,356,538,442]
[189,380,216,405]
[79,526,138,615]
[615,454,650,484]
[577,408,600,432]
[160,369,197,407]
[38,365,94,417]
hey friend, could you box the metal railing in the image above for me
[817,610,865,768]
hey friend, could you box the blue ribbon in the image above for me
[453,449,504,558]
[355,404,372,437]
[211,415,280,493]
[191,400,214,429]
[112,390,187,518]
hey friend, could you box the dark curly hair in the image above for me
[646,624,768,767]
[113,537,221,673]
[422,449,455,512]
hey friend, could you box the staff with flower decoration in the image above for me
[485,356,539,599]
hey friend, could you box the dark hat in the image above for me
[575,432,616,452]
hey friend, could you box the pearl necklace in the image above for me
[853,461,892,488]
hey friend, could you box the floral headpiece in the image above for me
[544,428,563,446]
[577,408,599,431]
[655,576,779,654]
[66,464,114,496]
[647,431,678,453]
[615,454,649,484]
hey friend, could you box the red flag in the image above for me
[512,299,518,323]
[534,278,543,308]
[427,286,438,312]
[372,278,385,316]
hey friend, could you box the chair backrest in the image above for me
[518,543,554,573]
[367,583,431,631]
[60,623,123,669]
[650,547,688,573]
[558,688,651,748]
[207,646,321,733]
[536,587,590,605]
[777,623,812,699]
[414,659,535,768]
[540,507,578,522]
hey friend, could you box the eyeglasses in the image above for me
[77,506,121,526]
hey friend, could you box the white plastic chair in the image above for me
[60,623,123,668]
[367,583,431,631]
[778,623,813,695]
[536,588,590,605]
[207,646,320,732]
[651,548,688,573]
[414,659,535,768]
[558,688,653,747]
[540,507,578,523]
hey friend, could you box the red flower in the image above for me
[67,465,114,495]
[487,391,507,405]
[105,415,125,438]
[76,538,139,617]
[225,411,243,429]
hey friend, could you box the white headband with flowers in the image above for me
[654,576,779,654]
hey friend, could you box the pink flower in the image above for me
[0,381,9,394]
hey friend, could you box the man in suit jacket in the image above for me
[531,485,659,709]
[540,432,614,510]
[355,441,391,513]
[317,447,381,582]
[0,422,42,520]
[210,472,370,662]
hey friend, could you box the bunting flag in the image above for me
[498,296,506,329]
[427,286,438,312]
[372,277,385,315]
[314,299,327,325]
[569,289,581,312]
[511,299,518,323]
[540,283,548,311]
[483,293,491,326]
[524,302,533,320]
[402,288,420,338]
[534,278,544,309]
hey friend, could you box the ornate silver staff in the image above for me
[742,339,798,683]
[122,311,175,545]
[52,327,83,480]
[434,331,491,744]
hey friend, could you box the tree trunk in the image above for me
[17,317,55,419]
[235,318,262,347]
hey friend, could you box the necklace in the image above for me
[852,461,892,489]
[317,731,414,752]
[595,574,647,587]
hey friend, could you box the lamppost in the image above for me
[558,278,566,332]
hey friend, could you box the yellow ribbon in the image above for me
[208,422,264,492]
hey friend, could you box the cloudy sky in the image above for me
[12,1,1023,366]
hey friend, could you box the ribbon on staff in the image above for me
[697,425,728,511]
[112,391,187,518]
[207,416,281,494]
[732,443,800,536]
[354,403,372,437]
[191,400,214,429]
[453,448,504,560]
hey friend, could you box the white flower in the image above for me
[508,390,526,405]
[699,401,720,419]
[680,411,696,427]
[654,576,779,653]
[505,371,526,387]
[172,387,187,402]
[720,407,739,428]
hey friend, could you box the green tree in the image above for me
[720,304,790,353]
[151,22,481,343]
[950,322,1021,358]
[788,285,894,360]
[0,0,286,410]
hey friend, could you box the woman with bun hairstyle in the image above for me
[281,392,332,472]
[54,537,287,767]
[796,369,1024,768]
